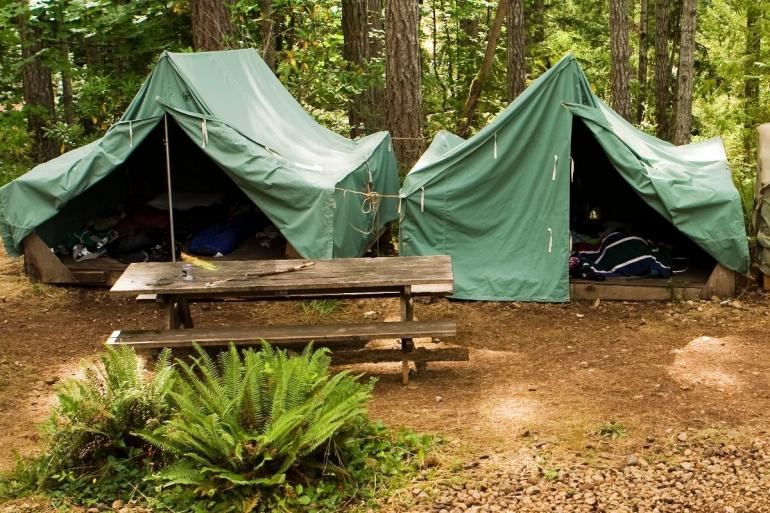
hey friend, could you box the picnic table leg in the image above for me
[400,285,414,385]
[163,296,194,329]
[177,298,194,328]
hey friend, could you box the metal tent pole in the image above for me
[163,114,177,262]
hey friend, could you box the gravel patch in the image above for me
[390,437,770,513]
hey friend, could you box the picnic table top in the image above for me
[110,256,453,296]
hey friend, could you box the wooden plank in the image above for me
[570,281,703,301]
[136,294,159,302]
[110,256,453,296]
[106,320,458,349]
[332,346,469,365]
[22,233,76,284]
[701,264,736,299]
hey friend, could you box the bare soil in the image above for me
[1,247,770,509]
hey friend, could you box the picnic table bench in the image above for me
[108,255,467,383]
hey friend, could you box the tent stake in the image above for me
[163,114,177,262]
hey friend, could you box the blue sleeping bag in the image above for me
[187,215,257,256]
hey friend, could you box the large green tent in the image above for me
[400,54,749,301]
[0,49,398,259]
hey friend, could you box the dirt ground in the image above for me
[1,247,769,491]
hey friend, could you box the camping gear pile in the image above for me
[56,193,277,264]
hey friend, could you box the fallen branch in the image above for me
[204,262,316,287]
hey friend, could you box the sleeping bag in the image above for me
[187,214,257,256]
[571,231,673,280]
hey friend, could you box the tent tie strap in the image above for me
[201,119,208,149]
[129,122,133,148]
[552,155,558,181]
[548,228,553,253]
[493,132,498,159]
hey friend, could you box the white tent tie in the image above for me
[201,119,208,148]
[420,186,425,212]
[570,157,575,182]
[493,132,498,159]
[547,228,553,253]
[552,154,558,181]
[129,122,133,148]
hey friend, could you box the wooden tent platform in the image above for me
[570,264,735,300]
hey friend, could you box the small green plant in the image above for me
[542,467,561,481]
[595,421,627,440]
[139,343,376,511]
[43,347,174,478]
[299,299,342,318]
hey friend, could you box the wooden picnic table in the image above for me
[108,256,466,383]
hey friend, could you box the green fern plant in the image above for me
[40,346,175,480]
[139,342,374,509]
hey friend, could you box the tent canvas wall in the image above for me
[0,49,399,283]
[400,55,749,302]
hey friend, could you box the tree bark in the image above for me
[506,0,526,102]
[653,0,672,140]
[635,0,649,123]
[673,0,696,145]
[457,0,509,137]
[260,0,277,70]
[743,2,762,153]
[191,0,233,51]
[342,0,369,137]
[609,0,631,120]
[18,5,58,162]
[386,0,423,166]
[366,0,386,131]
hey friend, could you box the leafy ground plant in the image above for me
[1,343,436,513]
[1,346,175,503]
[140,343,379,511]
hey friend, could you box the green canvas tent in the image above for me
[400,54,749,301]
[0,49,398,263]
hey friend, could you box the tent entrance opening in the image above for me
[568,118,716,300]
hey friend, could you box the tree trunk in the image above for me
[60,43,75,126]
[743,2,762,153]
[366,0,386,131]
[673,0,696,145]
[609,0,631,120]
[653,0,672,140]
[18,6,58,162]
[635,0,649,123]
[533,0,545,45]
[342,0,369,137]
[191,0,232,51]
[260,0,277,70]
[506,0,526,102]
[457,0,509,137]
[386,0,423,166]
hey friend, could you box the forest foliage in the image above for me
[0,0,767,209]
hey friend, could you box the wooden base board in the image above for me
[570,280,703,301]
[570,264,734,301]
